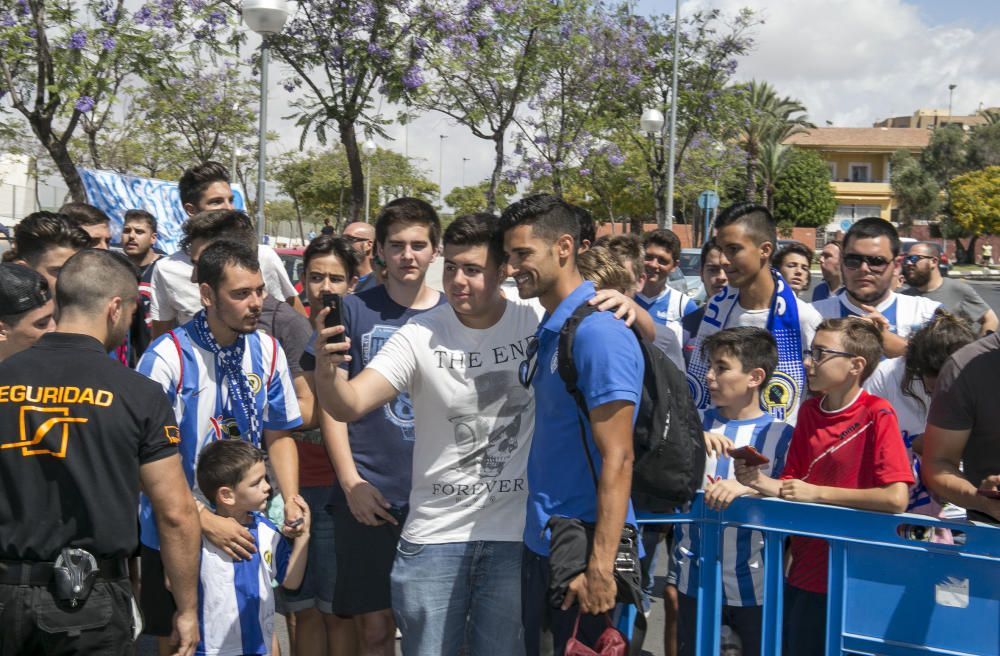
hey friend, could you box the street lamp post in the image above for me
[948,83,957,118]
[362,138,377,224]
[665,0,681,228]
[641,108,666,228]
[462,157,470,187]
[438,134,448,201]
[243,0,290,245]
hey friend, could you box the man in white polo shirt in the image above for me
[813,218,940,357]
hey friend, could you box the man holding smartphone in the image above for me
[305,198,446,656]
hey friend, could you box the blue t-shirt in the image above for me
[332,285,446,508]
[524,281,644,556]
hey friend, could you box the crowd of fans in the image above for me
[0,160,997,656]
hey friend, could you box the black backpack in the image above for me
[558,303,705,513]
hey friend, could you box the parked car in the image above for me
[678,248,705,302]
[275,247,308,307]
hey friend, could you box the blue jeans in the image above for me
[391,539,524,656]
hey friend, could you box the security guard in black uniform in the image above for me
[0,250,201,656]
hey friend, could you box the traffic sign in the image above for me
[840,219,852,231]
[698,190,719,210]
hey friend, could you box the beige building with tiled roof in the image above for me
[784,127,931,229]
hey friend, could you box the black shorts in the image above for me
[330,503,406,615]
[139,545,176,637]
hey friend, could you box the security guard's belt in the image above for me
[0,558,128,585]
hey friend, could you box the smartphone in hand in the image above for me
[322,293,345,344]
[729,445,770,467]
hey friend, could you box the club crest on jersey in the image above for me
[247,373,262,394]
[263,550,272,565]
[761,371,798,421]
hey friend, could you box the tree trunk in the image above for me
[486,134,505,214]
[29,120,86,202]
[292,193,306,244]
[745,148,758,202]
[339,121,364,222]
[552,169,563,199]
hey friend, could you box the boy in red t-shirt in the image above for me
[735,317,913,654]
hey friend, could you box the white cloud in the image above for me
[684,0,1000,125]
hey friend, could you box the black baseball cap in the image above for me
[0,263,51,316]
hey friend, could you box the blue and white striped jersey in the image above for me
[136,320,302,549]
[672,408,793,607]
[196,512,291,656]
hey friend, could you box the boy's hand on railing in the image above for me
[704,431,734,458]
[705,479,752,511]
[779,479,821,503]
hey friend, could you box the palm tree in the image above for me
[739,80,814,202]
[756,139,791,211]
[978,108,1000,125]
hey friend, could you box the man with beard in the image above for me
[342,221,378,292]
[901,241,997,335]
[0,250,201,655]
[137,238,303,652]
[813,219,941,357]
[121,210,163,364]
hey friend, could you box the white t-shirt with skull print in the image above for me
[367,298,544,544]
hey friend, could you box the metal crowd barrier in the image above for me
[630,494,1000,655]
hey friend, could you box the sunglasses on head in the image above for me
[842,253,892,273]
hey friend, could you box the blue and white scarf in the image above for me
[192,310,261,446]
[685,270,807,423]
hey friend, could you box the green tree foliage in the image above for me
[889,149,940,225]
[444,180,515,216]
[950,166,1000,236]
[271,0,427,221]
[921,125,968,186]
[966,122,1000,169]
[772,148,836,229]
[273,147,437,229]
[0,0,233,200]
[739,80,813,202]
[415,0,559,213]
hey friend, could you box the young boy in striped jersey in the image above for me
[195,439,311,656]
[671,326,794,656]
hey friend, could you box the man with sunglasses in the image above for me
[813,218,940,358]
[900,242,997,335]
[342,221,377,292]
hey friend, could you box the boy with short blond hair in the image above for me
[195,440,311,656]
[735,316,913,655]
[671,326,794,656]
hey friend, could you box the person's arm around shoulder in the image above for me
[279,495,311,590]
[140,454,200,656]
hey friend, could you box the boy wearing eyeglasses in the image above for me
[734,317,913,655]
[812,218,940,357]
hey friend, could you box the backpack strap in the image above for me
[557,302,600,488]
[167,330,184,396]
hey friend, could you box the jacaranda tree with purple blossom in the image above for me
[269,0,429,221]
[0,0,235,201]
[614,8,757,223]
[511,1,646,199]
[412,0,564,213]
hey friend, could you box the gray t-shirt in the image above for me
[901,278,990,324]
[926,332,1000,523]
[258,295,312,377]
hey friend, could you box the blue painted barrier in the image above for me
[628,494,1000,655]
